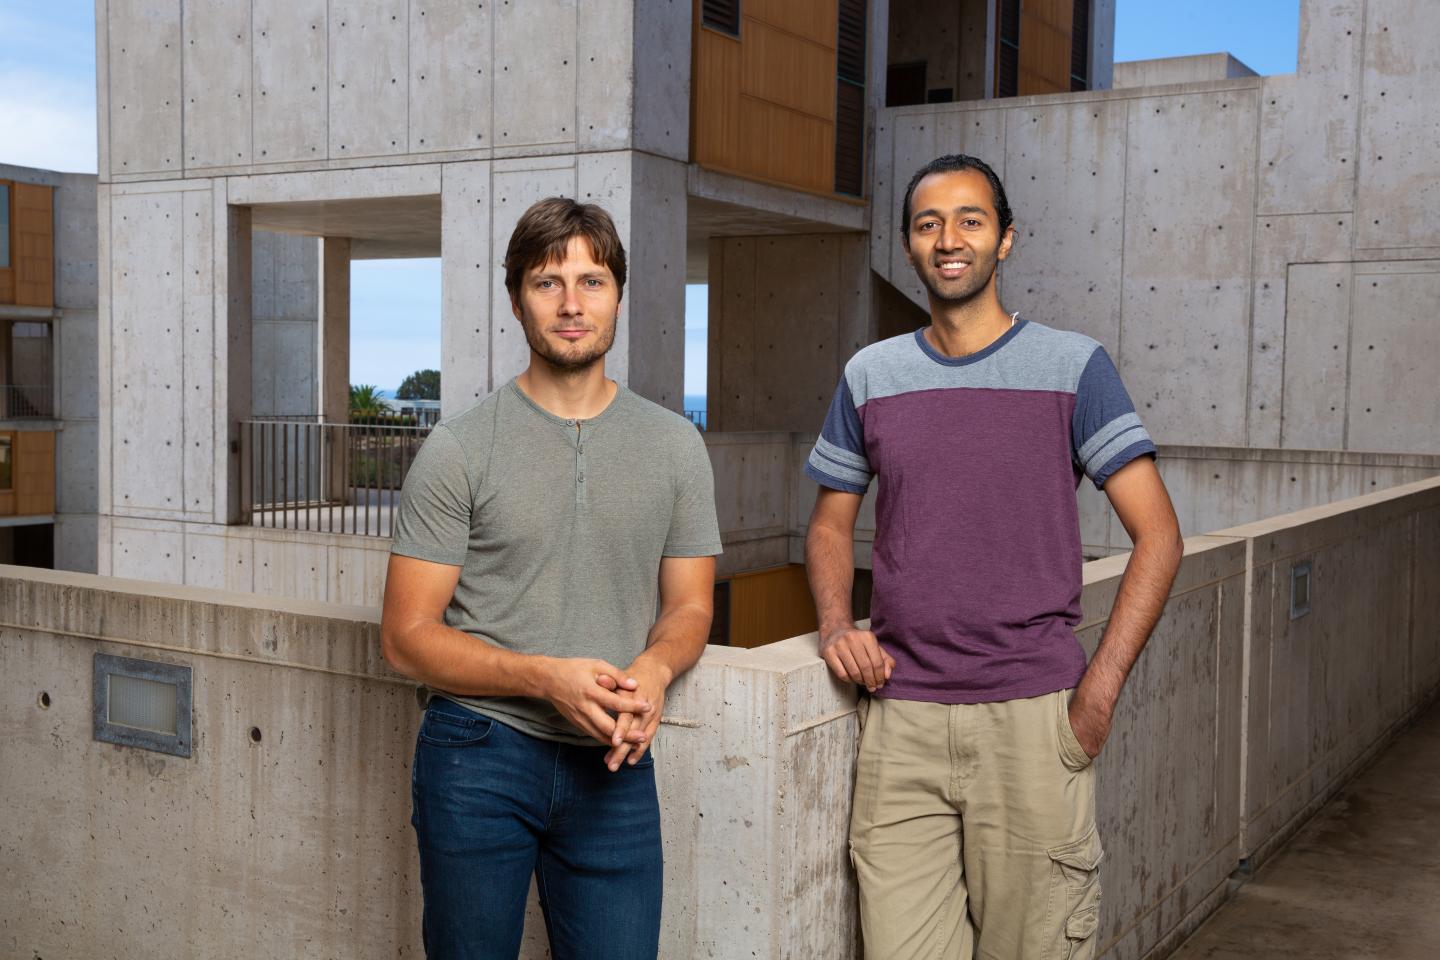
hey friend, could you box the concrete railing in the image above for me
[4,475,1438,958]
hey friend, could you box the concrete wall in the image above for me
[1112,53,1258,89]
[6,475,1437,958]
[97,0,690,182]
[706,234,872,433]
[96,2,695,587]
[1222,482,1440,866]
[1081,445,1440,557]
[871,0,1440,456]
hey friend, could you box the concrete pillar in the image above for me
[219,203,253,526]
[318,237,351,424]
[251,231,320,418]
[318,237,351,505]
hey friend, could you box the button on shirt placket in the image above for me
[568,419,588,505]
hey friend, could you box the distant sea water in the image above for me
[682,394,706,413]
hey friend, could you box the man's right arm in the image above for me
[805,488,893,692]
[379,554,652,745]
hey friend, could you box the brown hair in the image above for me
[503,197,627,301]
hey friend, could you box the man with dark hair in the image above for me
[381,196,720,959]
[805,154,1183,958]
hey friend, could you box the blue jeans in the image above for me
[410,696,663,959]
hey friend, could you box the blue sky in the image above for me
[1,0,1300,396]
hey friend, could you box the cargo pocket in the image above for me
[1046,826,1104,960]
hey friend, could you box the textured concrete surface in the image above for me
[873,0,1440,456]
[707,234,871,432]
[6,475,1439,959]
[1112,53,1257,89]
[1082,445,1440,556]
[1170,698,1440,959]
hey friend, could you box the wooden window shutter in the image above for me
[702,0,741,37]
[834,0,867,196]
[1071,0,1091,91]
[13,183,54,308]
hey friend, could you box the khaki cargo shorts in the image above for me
[849,689,1103,959]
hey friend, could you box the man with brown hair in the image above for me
[381,197,721,959]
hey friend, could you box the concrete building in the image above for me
[0,163,98,572]
[90,0,1440,611]
[2,0,1435,955]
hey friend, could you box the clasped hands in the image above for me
[543,656,671,772]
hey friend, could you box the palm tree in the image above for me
[349,384,385,421]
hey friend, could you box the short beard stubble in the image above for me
[520,312,618,373]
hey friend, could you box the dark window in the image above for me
[851,569,873,622]
[702,0,740,37]
[926,87,954,104]
[997,0,1020,98]
[1071,0,1091,91]
[709,580,732,645]
[835,0,868,196]
[886,61,926,108]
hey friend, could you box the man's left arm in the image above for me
[1068,456,1184,757]
[603,554,716,771]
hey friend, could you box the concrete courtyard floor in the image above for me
[1170,696,1440,959]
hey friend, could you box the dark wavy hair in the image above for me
[899,154,1014,241]
[504,197,627,301]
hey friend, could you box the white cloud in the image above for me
[0,67,97,174]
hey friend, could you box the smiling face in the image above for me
[511,234,620,372]
[903,168,1015,307]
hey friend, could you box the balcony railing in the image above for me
[1,383,54,419]
[240,419,431,537]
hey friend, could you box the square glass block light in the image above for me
[93,654,192,758]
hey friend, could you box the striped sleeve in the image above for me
[805,374,873,494]
[1071,346,1157,489]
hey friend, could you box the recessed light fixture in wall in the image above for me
[1290,560,1312,620]
[92,654,192,758]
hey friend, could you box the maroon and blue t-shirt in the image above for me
[805,318,1156,704]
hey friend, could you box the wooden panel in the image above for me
[1018,0,1073,96]
[692,25,743,170]
[728,564,819,649]
[691,0,840,197]
[742,18,836,121]
[14,430,56,516]
[749,0,836,47]
[13,183,54,308]
[738,97,834,194]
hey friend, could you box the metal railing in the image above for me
[1,384,55,419]
[684,409,707,431]
[240,419,432,537]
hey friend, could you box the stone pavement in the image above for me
[1170,697,1440,959]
